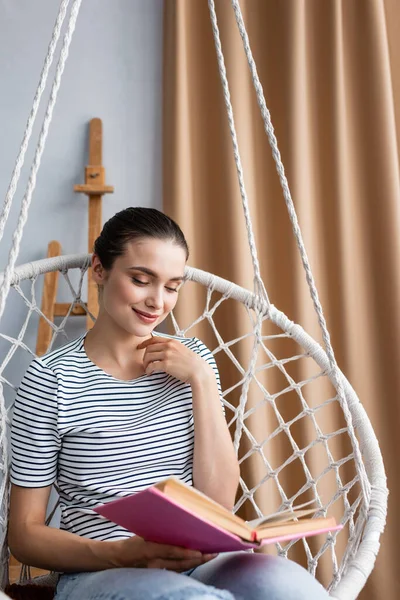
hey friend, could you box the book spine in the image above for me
[251,530,258,542]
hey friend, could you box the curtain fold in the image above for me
[163,1,399,597]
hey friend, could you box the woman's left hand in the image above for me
[137,337,213,384]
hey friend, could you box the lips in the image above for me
[133,309,160,323]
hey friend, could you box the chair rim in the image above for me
[2,253,388,599]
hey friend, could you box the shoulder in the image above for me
[20,335,85,387]
[38,335,85,371]
[17,334,87,403]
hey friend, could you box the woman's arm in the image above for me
[190,366,240,511]
[9,485,120,571]
[139,336,240,511]
[9,485,214,573]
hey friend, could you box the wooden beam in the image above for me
[73,184,114,195]
[36,241,61,357]
[89,116,102,165]
[53,303,87,317]
[74,118,114,329]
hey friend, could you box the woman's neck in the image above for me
[84,313,151,370]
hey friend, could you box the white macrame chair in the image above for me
[0,1,388,599]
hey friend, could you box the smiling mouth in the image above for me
[133,309,160,321]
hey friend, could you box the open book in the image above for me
[94,477,342,553]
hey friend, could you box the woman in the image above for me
[9,207,329,599]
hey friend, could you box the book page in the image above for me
[247,500,317,529]
[155,478,324,542]
[157,477,253,538]
[256,516,337,540]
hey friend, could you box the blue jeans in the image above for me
[54,552,330,599]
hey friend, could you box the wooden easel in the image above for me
[35,118,114,356]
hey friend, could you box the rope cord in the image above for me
[0,257,387,596]
[0,0,82,574]
[0,0,71,245]
[206,1,269,308]
[207,0,270,451]
[0,0,82,323]
[207,0,371,507]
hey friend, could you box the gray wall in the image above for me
[0,0,163,393]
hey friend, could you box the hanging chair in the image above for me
[0,1,388,599]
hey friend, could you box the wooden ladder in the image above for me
[35,117,114,356]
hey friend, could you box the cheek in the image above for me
[118,280,138,301]
[104,279,139,306]
[165,292,179,312]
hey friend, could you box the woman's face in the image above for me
[93,238,186,337]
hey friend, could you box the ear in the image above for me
[91,254,106,285]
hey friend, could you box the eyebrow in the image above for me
[127,266,184,282]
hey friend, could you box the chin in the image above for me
[125,318,159,336]
[125,324,155,337]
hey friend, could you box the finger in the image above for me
[137,337,172,350]
[137,338,159,350]
[145,361,164,375]
[154,557,208,572]
[143,343,169,355]
[145,542,203,560]
[162,554,218,572]
[145,361,166,375]
[143,351,164,370]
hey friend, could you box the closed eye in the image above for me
[131,275,181,292]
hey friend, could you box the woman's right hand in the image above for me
[115,535,217,572]
[8,486,218,574]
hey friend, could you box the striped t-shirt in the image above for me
[10,332,223,541]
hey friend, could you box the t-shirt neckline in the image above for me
[77,331,162,384]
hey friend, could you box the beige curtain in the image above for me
[163,1,400,598]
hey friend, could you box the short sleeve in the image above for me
[11,358,60,487]
[193,338,225,414]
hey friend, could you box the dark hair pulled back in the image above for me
[94,207,189,270]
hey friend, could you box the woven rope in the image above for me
[0,0,71,245]
[0,0,82,323]
[0,256,388,597]
[208,0,369,500]
[0,1,82,586]
[207,3,387,596]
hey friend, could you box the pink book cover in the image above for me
[94,487,343,553]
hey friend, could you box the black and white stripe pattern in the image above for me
[11,332,222,541]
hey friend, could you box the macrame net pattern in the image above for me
[0,255,387,598]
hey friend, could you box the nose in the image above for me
[146,285,163,310]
